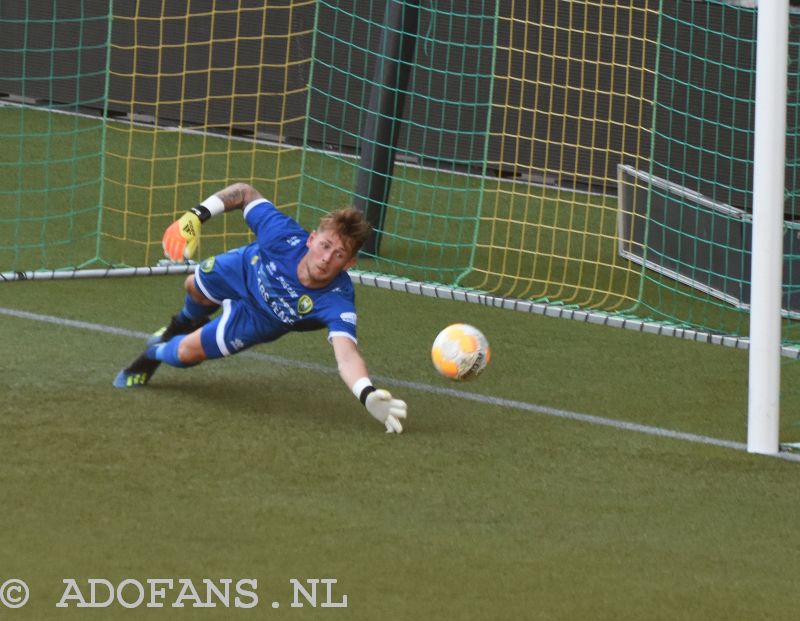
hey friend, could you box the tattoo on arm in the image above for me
[214,183,262,212]
[217,185,246,211]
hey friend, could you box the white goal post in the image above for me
[747,0,790,455]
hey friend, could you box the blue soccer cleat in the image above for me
[146,326,167,347]
[113,315,208,388]
[113,352,161,388]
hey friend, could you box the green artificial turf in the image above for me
[1,276,800,619]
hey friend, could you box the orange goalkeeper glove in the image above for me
[162,206,210,261]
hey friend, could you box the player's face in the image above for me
[300,229,357,287]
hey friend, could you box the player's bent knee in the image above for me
[184,274,197,295]
[177,331,207,366]
[185,275,215,306]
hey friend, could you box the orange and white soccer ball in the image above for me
[431,323,491,381]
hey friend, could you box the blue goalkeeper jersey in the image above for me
[237,198,358,342]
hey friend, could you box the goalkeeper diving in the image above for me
[113,183,407,433]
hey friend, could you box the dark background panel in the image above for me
[1,0,796,205]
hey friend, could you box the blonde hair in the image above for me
[318,207,373,255]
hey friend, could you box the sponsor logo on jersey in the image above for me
[298,295,313,315]
[286,236,302,247]
[277,274,297,298]
[256,257,301,324]
[340,312,357,325]
[200,256,215,273]
[269,300,296,325]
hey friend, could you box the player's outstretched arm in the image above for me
[162,183,264,261]
[331,336,407,434]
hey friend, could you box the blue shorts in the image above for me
[193,248,288,359]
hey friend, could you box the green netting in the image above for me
[0,2,110,271]
[2,0,800,348]
[296,0,497,286]
[628,1,800,343]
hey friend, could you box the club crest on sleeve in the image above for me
[200,257,216,273]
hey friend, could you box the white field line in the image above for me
[2,305,799,462]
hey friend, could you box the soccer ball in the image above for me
[431,323,491,381]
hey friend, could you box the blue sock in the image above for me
[178,294,217,323]
[146,335,195,368]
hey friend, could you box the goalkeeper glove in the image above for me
[364,388,407,434]
[162,205,211,261]
[161,194,225,261]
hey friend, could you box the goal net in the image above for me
[2,0,799,348]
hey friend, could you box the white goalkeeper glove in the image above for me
[364,388,407,434]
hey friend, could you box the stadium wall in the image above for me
[0,0,796,203]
